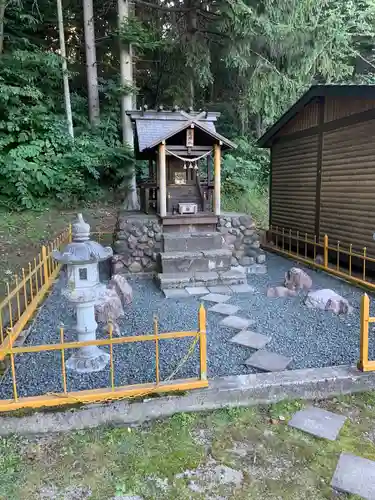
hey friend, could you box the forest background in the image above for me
[1,0,375,227]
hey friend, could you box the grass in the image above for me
[222,188,269,229]
[0,201,119,297]
[2,393,375,499]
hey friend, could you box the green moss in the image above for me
[4,393,375,499]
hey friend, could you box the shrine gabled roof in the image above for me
[127,109,236,152]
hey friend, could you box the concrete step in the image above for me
[161,249,232,274]
[158,268,246,290]
[163,232,223,252]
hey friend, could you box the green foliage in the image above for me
[0,48,133,210]
[119,16,164,53]
[222,137,270,195]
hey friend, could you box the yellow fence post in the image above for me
[154,315,160,385]
[68,223,73,243]
[323,234,329,269]
[199,304,207,381]
[359,294,370,371]
[41,245,49,286]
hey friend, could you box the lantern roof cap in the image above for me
[53,214,113,264]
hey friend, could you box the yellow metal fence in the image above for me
[359,294,375,372]
[0,305,208,412]
[0,226,72,358]
[0,225,208,412]
[264,226,375,292]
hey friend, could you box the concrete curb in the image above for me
[1,365,375,436]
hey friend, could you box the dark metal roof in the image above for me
[127,109,236,152]
[258,85,375,148]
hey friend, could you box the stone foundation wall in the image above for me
[217,213,266,267]
[112,211,265,275]
[112,215,162,274]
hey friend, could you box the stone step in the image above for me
[163,232,224,252]
[160,249,232,274]
[158,268,246,290]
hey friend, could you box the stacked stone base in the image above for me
[218,213,266,268]
[112,214,161,274]
[112,212,266,284]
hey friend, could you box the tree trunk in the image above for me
[57,0,74,138]
[0,0,6,55]
[118,0,139,211]
[187,0,197,109]
[83,0,100,126]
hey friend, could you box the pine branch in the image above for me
[133,0,194,12]
[352,49,375,72]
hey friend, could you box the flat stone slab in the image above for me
[201,293,231,304]
[163,289,189,299]
[247,264,267,275]
[208,303,240,316]
[230,284,255,294]
[220,315,255,330]
[288,407,347,441]
[208,285,233,294]
[185,286,209,296]
[230,331,270,349]
[331,453,375,499]
[245,350,292,372]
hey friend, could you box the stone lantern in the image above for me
[53,214,113,373]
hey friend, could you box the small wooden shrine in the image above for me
[127,108,236,221]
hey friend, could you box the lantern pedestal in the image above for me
[66,301,110,373]
[53,214,113,375]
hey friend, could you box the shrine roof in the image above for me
[127,109,236,152]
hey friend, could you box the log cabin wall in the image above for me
[270,99,323,237]
[270,95,375,253]
[320,117,375,253]
[270,135,319,235]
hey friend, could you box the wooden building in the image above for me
[128,108,235,226]
[258,85,375,252]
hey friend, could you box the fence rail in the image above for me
[359,294,375,372]
[264,226,375,292]
[0,226,72,357]
[0,229,115,358]
[0,305,208,412]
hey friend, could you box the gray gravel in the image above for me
[0,253,371,400]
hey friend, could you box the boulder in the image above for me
[128,261,142,273]
[315,254,324,265]
[108,274,133,305]
[256,253,266,264]
[267,287,297,298]
[305,289,353,315]
[95,287,124,336]
[239,215,253,228]
[284,267,312,291]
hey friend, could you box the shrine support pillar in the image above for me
[214,142,221,216]
[158,141,167,217]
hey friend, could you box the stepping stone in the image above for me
[208,303,240,316]
[331,453,375,499]
[201,293,231,304]
[208,285,232,294]
[220,315,255,330]
[247,264,267,274]
[230,331,270,349]
[185,286,209,296]
[245,350,291,372]
[288,407,347,441]
[230,284,255,294]
[163,289,189,299]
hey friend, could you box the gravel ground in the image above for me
[0,253,373,400]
